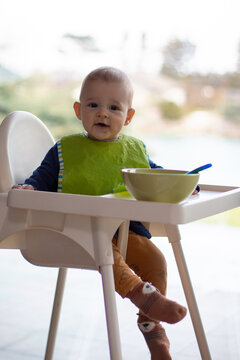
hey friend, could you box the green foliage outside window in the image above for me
[159,100,183,120]
[0,74,83,139]
[222,104,240,123]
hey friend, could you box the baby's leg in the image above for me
[112,234,186,324]
[125,232,186,323]
[112,234,167,298]
[138,313,171,360]
[126,231,168,295]
[112,241,142,298]
[126,281,186,324]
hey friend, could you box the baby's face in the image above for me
[78,79,133,141]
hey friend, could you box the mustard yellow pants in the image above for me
[112,231,167,298]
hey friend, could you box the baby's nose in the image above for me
[97,106,109,117]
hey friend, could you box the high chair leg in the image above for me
[117,220,130,260]
[45,267,68,360]
[100,264,122,360]
[165,224,212,360]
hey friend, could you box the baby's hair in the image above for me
[80,66,134,105]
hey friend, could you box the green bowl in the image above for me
[121,168,199,203]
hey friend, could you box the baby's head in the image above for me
[80,67,134,106]
[74,67,135,142]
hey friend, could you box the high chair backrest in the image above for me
[0,111,55,192]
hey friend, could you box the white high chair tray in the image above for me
[7,184,240,225]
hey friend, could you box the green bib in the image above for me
[57,133,150,195]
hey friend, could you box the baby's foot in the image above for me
[126,282,187,324]
[138,313,171,360]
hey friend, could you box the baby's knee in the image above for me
[148,268,167,295]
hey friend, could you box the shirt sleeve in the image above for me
[147,154,163,169]
[24,143,59,192]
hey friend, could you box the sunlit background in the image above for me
[1,1,240,186]
[1,1,240,359]
[1,0,240,188]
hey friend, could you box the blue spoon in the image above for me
[187,163,212,174]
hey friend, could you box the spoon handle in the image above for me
[188,163,212,174]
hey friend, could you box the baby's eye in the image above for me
[110,105,120,111]
[88,102,98,108]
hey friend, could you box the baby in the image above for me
[13,67,188,359]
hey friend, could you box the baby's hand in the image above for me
[12,184,34,190]
[192,185,200,195]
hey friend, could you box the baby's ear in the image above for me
[73,101,81,120]
[125,108,135,125]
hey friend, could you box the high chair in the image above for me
[4,110,238,359]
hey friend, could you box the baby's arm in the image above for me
[11,144,59,192]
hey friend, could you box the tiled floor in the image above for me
[0,222,240,359]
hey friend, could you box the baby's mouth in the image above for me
[95,122,109,127]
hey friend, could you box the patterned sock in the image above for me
[138,313,172,360]
[126,282,187,324]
